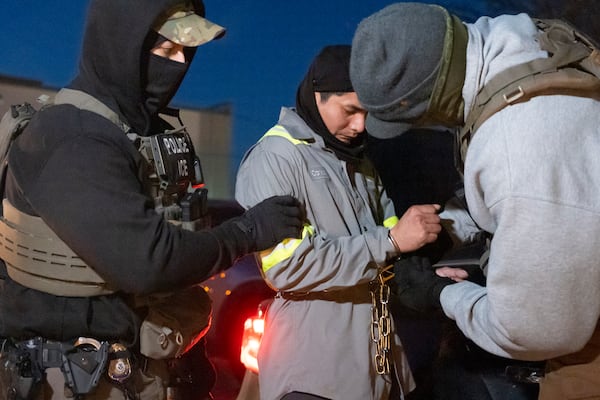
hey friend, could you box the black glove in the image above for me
[238,195,303,251]
[394,256,454,314]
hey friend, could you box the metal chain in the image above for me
[370,266,394,375]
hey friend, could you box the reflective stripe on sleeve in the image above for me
[383,216,398,228]
[259,224,315,273]
[260,125,310,145]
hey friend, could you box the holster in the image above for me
[61,339,109,397]
[0,337,110,400]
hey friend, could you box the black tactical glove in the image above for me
[394,255,454,314]
[238,195,304,251]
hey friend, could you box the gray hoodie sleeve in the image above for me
[441,95,600,361]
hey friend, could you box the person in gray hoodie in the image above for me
[350,3,600,399]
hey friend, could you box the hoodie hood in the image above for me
[68,0,206,135]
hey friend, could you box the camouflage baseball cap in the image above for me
[155,9,226,47]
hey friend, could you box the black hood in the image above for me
[296,45,366,163]
[68,0,205,135]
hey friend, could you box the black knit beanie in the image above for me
[296,45,365,162]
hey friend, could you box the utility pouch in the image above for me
[137,285,212,359]
[0,339,42,400]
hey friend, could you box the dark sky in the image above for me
[0,1,530,169]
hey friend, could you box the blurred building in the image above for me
[0,74,234,199]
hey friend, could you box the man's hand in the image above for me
[390,204,442,253]
[241,195,304,251]
[394,255,454,313]
[435,266,469,282]
[436,264,486,285]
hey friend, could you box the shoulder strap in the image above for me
[0,95,56,195]
[0,90,137,197]
[54,88,131,133]
[0,103,39,196]
[0,103,37,161]
[456,18,600,173]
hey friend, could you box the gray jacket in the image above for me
[236,108,414,400]
[441,13,600,361]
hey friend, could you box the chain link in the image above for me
[370,265,394,375]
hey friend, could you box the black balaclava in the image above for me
[296,45,366,163]
[143,33,190,117]
[69,0,204,135]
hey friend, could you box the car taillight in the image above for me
[240,311,264,374]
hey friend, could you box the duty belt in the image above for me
[1,337,132,399]
[276,284,371,303]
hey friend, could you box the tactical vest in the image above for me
[456,18,600,174]
[0,89,208,296]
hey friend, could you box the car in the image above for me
[203,253,275,380]
[201,199,276,383]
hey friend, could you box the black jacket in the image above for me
[0,0,248,345]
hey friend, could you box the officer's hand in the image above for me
[394,255,454,313]
[435,264,486,285]
[242,195,304,251]
[389,204,442,253]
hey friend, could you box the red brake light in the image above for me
[240,312,265,374]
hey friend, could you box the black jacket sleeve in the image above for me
[7,108,254,294]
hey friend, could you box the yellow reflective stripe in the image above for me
[260,125,309,145]
[259,224,315,272]
[383,216,398,228]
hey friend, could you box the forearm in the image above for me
[439,195,483,248]
[442,199,600,360]
[263,226,395,292]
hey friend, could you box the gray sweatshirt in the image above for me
[440,13,600,361]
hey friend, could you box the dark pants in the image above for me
[405,320,541,400]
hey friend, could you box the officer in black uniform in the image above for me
[0,0,303,398]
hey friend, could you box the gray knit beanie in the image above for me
[350,3,450,139]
